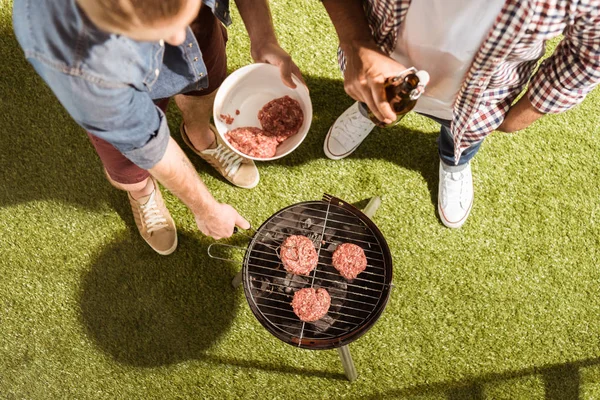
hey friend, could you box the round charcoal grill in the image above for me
[209,194,392,380]
[243,194,392,349]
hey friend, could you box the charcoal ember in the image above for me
[311,315,336,332]
[322,228,337,243]
[266,227,287,243]
[273,273,308,294]
[305,232,322,248]
[327,280,347,310]
[254,238,279,254]
[302,217,313,230]
[300,216,324,231]
[325,241,339,253]
[301,207,327,221]
[250,277,273,299]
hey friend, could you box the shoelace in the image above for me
[204,143,242,176]
[442,170,470,206]
[333,108,374,147]
[140,192,169,234]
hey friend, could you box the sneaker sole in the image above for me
[437,199,473,229]
[323,124,361,160]
[180,123,259,189]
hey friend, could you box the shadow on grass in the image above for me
[0,24,132,221]
[79,231,239,366]
[357,358,588,400]
[200,354,347,381]
[1,23,441,213]
[79,230,345,379]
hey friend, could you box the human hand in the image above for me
[342,42,408,124]
[250,40,305,89]
[195,202,250,240]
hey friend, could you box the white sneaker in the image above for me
[438,161,473,229]
[324,102,376,160]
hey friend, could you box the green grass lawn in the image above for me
[1,0,600,399]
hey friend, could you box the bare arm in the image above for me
[497,96,545,133]
[322,0,376,49]
[322,0,405,123]
[149,137,249,240]
[234,0,304,88]
[234,0,277,45]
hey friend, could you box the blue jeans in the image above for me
[421,114,483,166]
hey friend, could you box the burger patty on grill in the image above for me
[291,287,331,322]
[280,235,318,275]
[258,95,304,142]
[332,243,367,280]
[224,127,279,158]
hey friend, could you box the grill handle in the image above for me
[207,227,256,262]
[362,196,382,219]
[207,243,247,262]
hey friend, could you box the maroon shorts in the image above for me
[89,5,228,185]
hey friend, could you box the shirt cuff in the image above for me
[121,107,170,170]
[528,64,590,115]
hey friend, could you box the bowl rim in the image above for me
[213,63,312,162]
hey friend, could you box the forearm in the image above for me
[322,0,379,52]
[234,0,304,88]
[322,0,403,122]
[498,95,545,133]
[234,0,277,44]
[149,137,216,215]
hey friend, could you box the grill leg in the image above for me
[337,345,358,382]
[232,270,243,288]
[362,195,382,219]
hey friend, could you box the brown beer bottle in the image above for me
[358,67,430,127]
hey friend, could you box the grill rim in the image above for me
[242,195,393,350]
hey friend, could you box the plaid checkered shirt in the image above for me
[338,0,600,163]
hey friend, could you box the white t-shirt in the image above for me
[391,0,505,120]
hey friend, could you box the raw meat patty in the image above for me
[225,127,278,158]
[258,95,304,143]
[332,243,367,280]
[291,287,331,322]
[280,235,318,275]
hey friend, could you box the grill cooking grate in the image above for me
[243,196,392,348]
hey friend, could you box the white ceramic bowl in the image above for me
[213,63,312,161]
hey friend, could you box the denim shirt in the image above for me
[13,0,231,169]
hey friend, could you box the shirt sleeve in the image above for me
[29,59,170,170]
[527,5,600,114]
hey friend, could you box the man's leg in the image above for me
[174,5,259,189]
[174,90,217,152]
[87,133,177,255]
[436,122,483,229]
